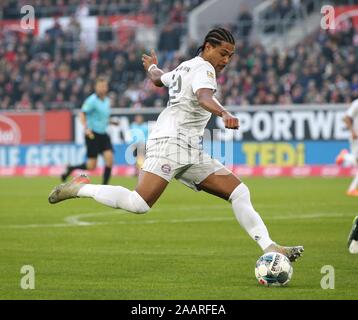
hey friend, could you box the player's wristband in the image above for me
[147,64,157,72]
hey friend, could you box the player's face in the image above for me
[95,81,109,96]
[205,42,235,73]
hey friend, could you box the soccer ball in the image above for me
[255,252,293,286]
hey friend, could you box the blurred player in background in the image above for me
[49,27,303,262]
[336,98,358,196]
[61,76,117,185]
[348,215,358,254]
[129,114,148,176]
[335,99,358,253]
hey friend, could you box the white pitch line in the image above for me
[63,205,229,226]
[64,211,352,227]
[0,208,354,229]
[1,223,73,229]
[64,210,121,226]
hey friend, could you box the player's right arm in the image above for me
[142,49,165,87]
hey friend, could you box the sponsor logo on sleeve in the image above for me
[207,70,214,79]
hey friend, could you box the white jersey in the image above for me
[346,99,358,137]
[148,56,217,143]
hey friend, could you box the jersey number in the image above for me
[169,74,182,104]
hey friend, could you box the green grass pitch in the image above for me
[0,176,358,300]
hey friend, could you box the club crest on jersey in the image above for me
[161,164,171,174]
[207,70,214,79]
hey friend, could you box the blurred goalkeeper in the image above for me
[61,76,117,185]
[336,98,358,196]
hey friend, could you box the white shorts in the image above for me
[142,137,224,191]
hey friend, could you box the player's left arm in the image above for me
[142,49,165,87]
[196,88,239,130]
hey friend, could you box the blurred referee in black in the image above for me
[61,76,117,184]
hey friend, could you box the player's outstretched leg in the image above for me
[348,215,358,254]
[229,183,304,262]
[264,243,304,262]
[49,174,149,214]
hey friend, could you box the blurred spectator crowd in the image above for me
[0,0,357,111]
[234,0,354,38]
[219,26,358,106]
[0,0,204,23]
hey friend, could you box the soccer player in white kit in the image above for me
[48,28,304,262]
[336,98,358,196]
[335,98,358,253]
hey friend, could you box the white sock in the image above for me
[229,183,273,250]
[348,174,358,192]
[77,184,150,214]
[349,240,358,254]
